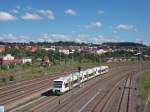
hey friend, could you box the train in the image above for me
[52,66,109,94]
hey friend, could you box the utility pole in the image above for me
[59,52,61,64]
[140,41,143,72]
[99,54,102,74]
[71,71,74,112]
[78,66,81,87]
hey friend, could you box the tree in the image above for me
[9,75,15,81]
[1,77,6,83]
[9,63,15,69]
[1,65,8,70]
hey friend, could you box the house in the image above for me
[22,58,32,64]
[0,54,21,66]
[59,48,70,55]
[42,47,56,51]
[69,48,75,54]
[96,49,108,55]
[41,56,52,66]
[25,45,41,52]
[0,45,5,53]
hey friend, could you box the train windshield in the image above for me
[53,81,63,88]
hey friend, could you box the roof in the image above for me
[54,71,80,82]
[54,66,109,82]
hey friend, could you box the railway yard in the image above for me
[0,62,150,112]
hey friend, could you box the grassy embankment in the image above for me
[139,70,150,110]
[0,59,99,85]
[0,60,135,86]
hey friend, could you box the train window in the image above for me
[99,70,105,73]
[89,73,94,76]
[85,75,88,78]
[53,81,63,88]
[74,80,78,84]
[54,81,63,84]
[53,84,62,88]
[65,83,69,88]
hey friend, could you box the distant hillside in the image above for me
[0,41,147,47]
[0,41,88,46]
[102,42,146,47]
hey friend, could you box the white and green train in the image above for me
[52,66,109,94]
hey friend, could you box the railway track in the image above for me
[7,63,150,112]
[117,73,132,112]
[79,74,129,112]
[88,63,150,112]
[0,69,77,111]
[57,63,149,112]
[90,74,133,112]
[9,65,133,112]
[47,69,134,112]
[0,68,78,93]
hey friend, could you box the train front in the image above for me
[52,78,64,95]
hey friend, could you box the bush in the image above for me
[1,77,6,83]
[9,75,15,81]
[1,65,8,70]
[9,63,15,69]
[26,62,31,66]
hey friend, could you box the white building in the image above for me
[96,49,107,55]
[59,49,70,55]
[42,47,56,51]
[3,54,14,60]
[22,58,32,64]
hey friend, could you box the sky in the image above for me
[0,0,150,45]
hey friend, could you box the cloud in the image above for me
[37,10,55,20]
[38,33,120,44]
[16,5,21,10]
[115,24,136,31]
[0,34,29,42]
[64,9,76,16]
[12,9,19,14]
[97,10,104,15]
[11,5,21,14]
[22,13,41,20]
[0,11,16,21]
[113,30,118,34]
[83,21,102,29]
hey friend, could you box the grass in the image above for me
[139,70,150,110]
[104,61,134,66]
[0,59,99,85]
[0,60,138,86]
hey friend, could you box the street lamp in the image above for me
[59,52,61,64]
[51,54,55,66]
[134,52,142,72]
[99,54,102,74]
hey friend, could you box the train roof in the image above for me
[54,72,80,82]
[53,65,109,82]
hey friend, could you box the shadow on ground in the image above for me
[41,89,55,96]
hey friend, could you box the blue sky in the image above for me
[0,0,149,44]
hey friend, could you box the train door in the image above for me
[68,81,72,90]
[77,76,80,86]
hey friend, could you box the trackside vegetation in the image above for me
[139,70,150,110]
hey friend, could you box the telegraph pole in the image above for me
[99,54,102,74]
[137,41,143,73]
[78,66,81,87]
[140,41,143,72]
[59,52,61,64]
[71,71,74,112]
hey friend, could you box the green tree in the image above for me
[1,65,8,70]
[9,63,15,69]
[1,77,6,83]
[9,75,15,81]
